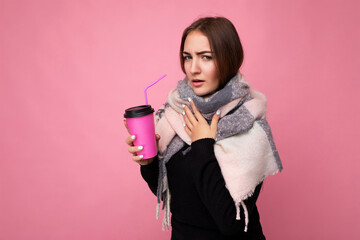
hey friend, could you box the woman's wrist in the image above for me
[191,138,215,145]
[138,158,154,166]
[138,156,157,166]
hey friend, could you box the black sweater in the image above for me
[141,138,266,240]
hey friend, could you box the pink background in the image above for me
[1,0,359,239]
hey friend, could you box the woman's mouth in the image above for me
[192,79,205,87]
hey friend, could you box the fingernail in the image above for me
[138,146,143,150]
[216,109,221,115]
[139,155,144,159]
[131,135,135,140]
[182,110,185,115]
[188,98,192,102]
[183,123,186,127]
[181,104,185,108]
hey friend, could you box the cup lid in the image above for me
[124,105,154,118]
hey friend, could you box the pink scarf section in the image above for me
[155,74,282,232]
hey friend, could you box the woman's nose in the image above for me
[190,59,200,74]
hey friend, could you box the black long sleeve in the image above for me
[140,156,159,196]
[140,139,265,240]
[189,138,264,237]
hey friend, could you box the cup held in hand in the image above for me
[124,105,157,159]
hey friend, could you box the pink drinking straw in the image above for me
[144,74,167,105]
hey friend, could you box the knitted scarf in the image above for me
[154,73,283,232]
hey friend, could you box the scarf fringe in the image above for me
[162,189,171,231]
[156,176,172,231]
[235,200,250,232]
[156,202,160,220]
[235,201,249,232]
[233,169,281,233]
[241,201,249,232]
[156,188,171,231]
[235,202,241,220]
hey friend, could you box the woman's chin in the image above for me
[193,89,206,97]
[193,90,215,98]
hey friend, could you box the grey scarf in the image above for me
[154,73,283,231]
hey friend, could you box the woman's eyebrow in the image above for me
[196,51,213,55]
[183,51,213,55]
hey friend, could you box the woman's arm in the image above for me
[140,156,159,196]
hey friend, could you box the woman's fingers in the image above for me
[183,114,193,130]
[181,98,221,142]
[184,124,192,136]
[128,145,144,155]
[132,154,144,162]
[188,98,205,123]
[183,105,197,125]
[125,134,136,146]
[126,134,143,157]
[123,119,131,134]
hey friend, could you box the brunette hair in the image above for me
[180,17,244,89]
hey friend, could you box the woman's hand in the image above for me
[124,120,160,165]
[183,98,220,142]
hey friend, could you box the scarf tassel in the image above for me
[235,202,241,220]
[161,190,171,231]
[157,191,171,231]
[235,201,249,232]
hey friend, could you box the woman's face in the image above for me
[183,31,220,97]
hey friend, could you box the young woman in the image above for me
[124,17,283,240]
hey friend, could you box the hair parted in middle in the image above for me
[180,17,244,89]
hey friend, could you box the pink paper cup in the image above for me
[124,105,157,159]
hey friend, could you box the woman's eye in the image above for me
[183,56,191,60]
[202,55,212,60]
